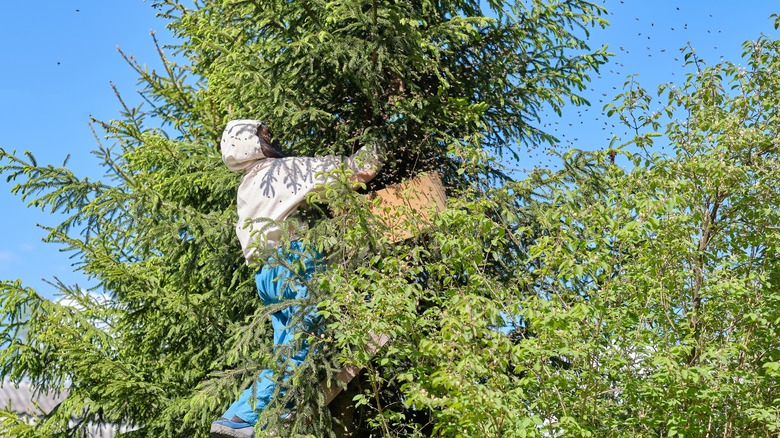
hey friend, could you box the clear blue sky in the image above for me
[1,1,778,298]
[0,1,174,296]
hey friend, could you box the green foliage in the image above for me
[2,0,778,437]
[160,0,608,183]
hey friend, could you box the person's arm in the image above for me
[279,143,383,197]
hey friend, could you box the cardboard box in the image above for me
[367,171,447,242]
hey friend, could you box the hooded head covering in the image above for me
[221,119,283,172]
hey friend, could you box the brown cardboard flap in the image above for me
[367,171,446,243]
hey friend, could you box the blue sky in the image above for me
[0,1,174,296]
[1,1,778,298]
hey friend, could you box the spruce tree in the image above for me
[0,1,609,436]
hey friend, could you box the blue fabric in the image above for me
[222,241,323,426]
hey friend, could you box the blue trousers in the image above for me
[222,241,322,425]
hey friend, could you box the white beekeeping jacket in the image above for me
[221,120,382,264]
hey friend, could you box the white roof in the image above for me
[0,380,66,417]
[0,381,121,437]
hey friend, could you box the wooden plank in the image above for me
[322,332,391,405]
